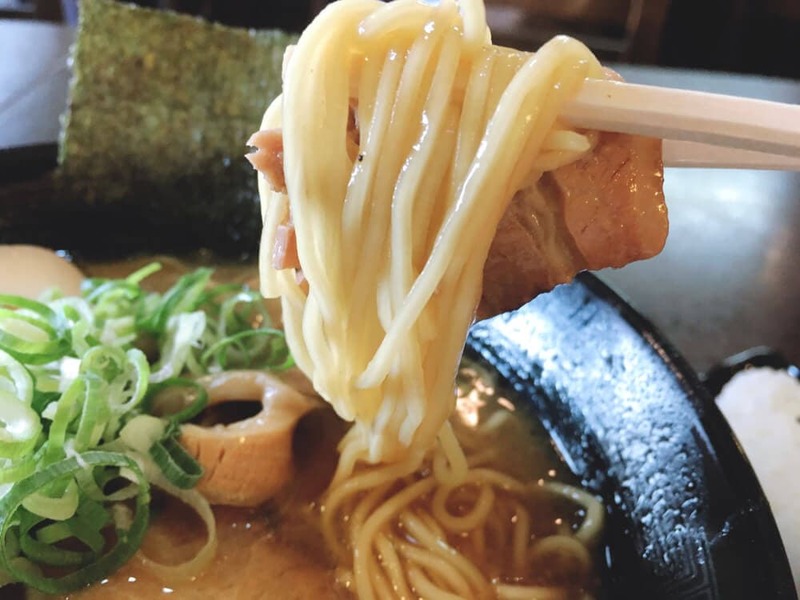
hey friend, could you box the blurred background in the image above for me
[1,0,799,79]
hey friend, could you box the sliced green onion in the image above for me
[64,518,106,556]
[120,349,150,411]
[0,296,69,365]
[149,312,206,383]
[0,323,63,366]
[119,415,165,455]
[125,262,162,286]
[0,296,60,324]
[54,356,82,392]
[44,377,84,464]
[142,269,212,334]
[79,346,127,383]
[72,347,150,443]
[196,282,243,308]
[49,297,96,357]
[0,452,150,595]
[217,290,267,332]
[21,477,79,521]
[82,278,137,303]
[15,510,94,568]
[143,378,208,423]
[74,464,139,504]
[34,500,109,556]
[32,521,70,546]
[0,392,42,460]
[98,316,136,347]
[82,279,143,310]
[135,469,216,582]
[75,496,112,529]
[0,263,296,595]
[72,377,109,452]
[0,455,37,484]
[0,350,33,404]
[201,328,293,371]
[20,528,93,568]
[149,436,203,490]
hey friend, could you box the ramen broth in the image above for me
[30,256,603,599]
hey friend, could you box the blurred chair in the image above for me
[0,0,62,20]
[485,0,671,63]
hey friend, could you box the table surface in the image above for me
[1,19,799,375]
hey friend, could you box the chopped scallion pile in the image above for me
[0,263,291,593]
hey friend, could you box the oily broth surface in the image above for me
[48,256,601,598]
[453,359,604,593]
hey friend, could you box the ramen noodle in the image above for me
[254,0,619,597]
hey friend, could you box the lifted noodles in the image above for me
[256,0,607,598]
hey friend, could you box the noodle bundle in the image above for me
[257,0,606,597]
[259,0,603,464]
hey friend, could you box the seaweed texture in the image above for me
[57,0,295,256]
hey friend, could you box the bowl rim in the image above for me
[581,272,795,597]
[469,272,797,599]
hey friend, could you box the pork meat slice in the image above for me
[478,132,666,317]
[247,129,667,319]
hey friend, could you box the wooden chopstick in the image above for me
[662,140,800,170]
[562,79,800,160]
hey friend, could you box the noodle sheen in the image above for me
[257,1,606,598]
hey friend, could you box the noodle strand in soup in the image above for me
[257,0,605,597]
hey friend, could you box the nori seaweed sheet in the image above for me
[56,0,296,257]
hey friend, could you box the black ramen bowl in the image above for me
[0,145,796,599]
[467,273,796,599]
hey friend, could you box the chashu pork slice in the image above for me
[478,131,666,318]
[247,129,667,320]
